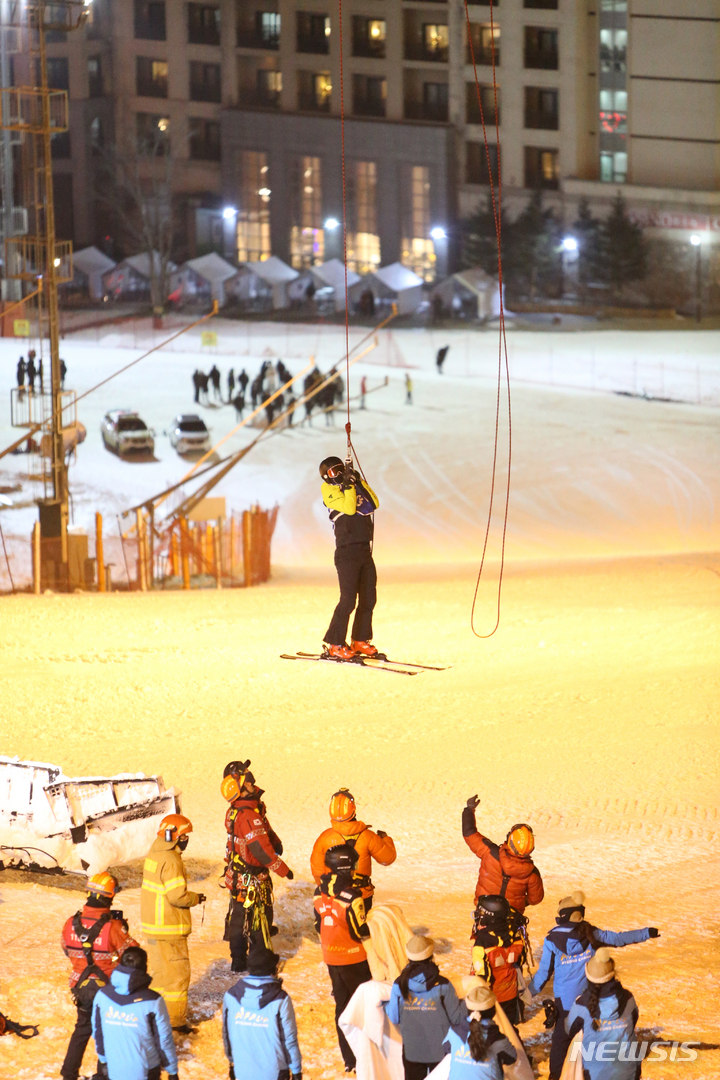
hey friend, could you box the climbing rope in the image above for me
[464,0,513,638]
[338,0,354,470]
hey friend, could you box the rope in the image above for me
[338,0,353,465]
[464,0,512,638]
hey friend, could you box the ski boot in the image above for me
[351,640,379,657]
[324,644,356,660]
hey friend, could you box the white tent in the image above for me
[170,252,239,306]
[102,251,178,301]
[432,266,501,320]
[361,262,424,315]
[72,246,116,300]
[309,258,362,311]
[239,255,299,310]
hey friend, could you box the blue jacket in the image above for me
[385,965,465,1064]
[566,980,639,1080]
[222,974,302,1080]
[443,1017,516,1079]
[528,923,651,1011]
[92,965,178,1080]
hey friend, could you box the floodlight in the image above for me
[690,234,702,246]
[325,218,340,230]
[430,226,446,240]
[562,236,578,252]
[223,206,237,220]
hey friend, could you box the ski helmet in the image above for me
[320,455,344,482]
[158,814,193,842]
[324,843,359,874]
[221,760,255,802]
[87,872,118,900]
[476,894,510,925]
[329,787,356,822]
[506,823,535,857]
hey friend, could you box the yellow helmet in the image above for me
[87,871,118,899]
[507,823,535,858]
[329,788,356,823]
[157,814,193,841]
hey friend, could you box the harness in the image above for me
[71,910,113,1008]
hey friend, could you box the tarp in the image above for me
[72,246,116,300]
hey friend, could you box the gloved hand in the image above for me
[196,893,207,904]
[274,841,284,856]
[648,927,660,938]
[466,795,480,812]
[376,830,387,839]
[542,999,557,1030]
[286,869,294,880]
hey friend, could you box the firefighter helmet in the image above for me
[158,814,193,841]
[506,823,535,857]
[221,761,254,802]
[87,872,118,899]
[329,787,356,822]
[324,843,359,874]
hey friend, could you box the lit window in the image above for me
[424,23,448,55]
[236,150,271,262]
[314,72,332,105]
[402,165,435,281]
[347,161,380,274]
[291,156,324,267]
[369,20,385,41]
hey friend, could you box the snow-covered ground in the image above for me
[0,319,719,1078]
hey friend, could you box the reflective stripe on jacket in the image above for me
[61,904,138,989]
[140,837,199,938]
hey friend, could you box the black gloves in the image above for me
[542,1000,558,1029]
[466,795,480,812]
[648,927,660,938]
[196,893,207,904]
[275,841,284,856]
[286,869,294,880]
[376,830,387,839]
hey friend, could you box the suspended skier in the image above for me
[319,455,380,659]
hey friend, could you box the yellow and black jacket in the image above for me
[140,837,200,938]
[321,476,379,548]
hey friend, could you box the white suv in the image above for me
[168,414,211,455]
[101,410,155,457]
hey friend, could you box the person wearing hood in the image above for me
[222,941,302,1080]
[462,797,544,914]
[384,935,464,1079]
[443,982,517,1079]
[92,946,178,1080]
[221,760,293,974]
[140,814,205,1032]
[60,872,139,1080]
[314,843,372,1073]
[311,788,396,909]
[564,949,641,1080]
[528,891,659,1079]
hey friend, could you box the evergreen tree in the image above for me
[511,190,562,299]
[598,193,648,299]
[460,195,509,277]
[573,197,602,294]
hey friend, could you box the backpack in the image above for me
[71,911,112,1010]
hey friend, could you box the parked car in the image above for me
[168,414,211,455]
[101,410,154,457]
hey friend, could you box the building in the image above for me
[39,0,720,286]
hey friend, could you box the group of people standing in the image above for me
[190,359,344,428]
[15,351,68,393]
[52,763,661,1080]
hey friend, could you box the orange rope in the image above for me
[338,0,351,437]
[464,0,513,638]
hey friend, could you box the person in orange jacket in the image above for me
[462,795,544,915]
[311,787,396,910]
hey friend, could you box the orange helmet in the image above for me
[87,872,118,899]
[329,788,356,823]
[158,814,193,841]
[221,760,254,803]
[506,823,535,858]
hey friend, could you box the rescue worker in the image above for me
[314,843,372,1073]
[222,939,302,1080]
[310,787,396,910]
[564,949,641,1080]
[471,895,528,1027]
[319,455,380,660]
[443,982,517,1080]
[462,796,544,914]
[221,760,293,973]
[92,946,178,1080]
[528,890,659,1079]
[60,871,138,1080]
[140,813,205,1033]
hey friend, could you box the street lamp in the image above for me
[324,218,340,230]
[430,226,447,240]
[222,206,237,220]
[690,234,702,323]
[562,236,578,252]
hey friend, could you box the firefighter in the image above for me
[471,895,529,1027]
[140,814,205,1032]
[462,796,544,914]
[60,872,138,1080]
[314,843,371,1073]
[221,760,294,973]
[310,787,396,909]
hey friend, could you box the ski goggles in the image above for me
[325,463,345,479]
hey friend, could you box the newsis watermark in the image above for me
[570,1040,700,1064]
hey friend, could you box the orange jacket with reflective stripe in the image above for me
[140,837,200,938]
[311,819,396,898]
[314,878,369,966]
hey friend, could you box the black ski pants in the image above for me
[224,897,274,972]
[61,1004,94,1079]
[549,1001,570,1080]
[325,542,377,645]
[328,960,372,1070]
[402,1054,441,1080]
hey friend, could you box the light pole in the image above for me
[689,234,702,323]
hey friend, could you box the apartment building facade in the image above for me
[41,0,720,280]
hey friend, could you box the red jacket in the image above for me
[314,875,369,966]
[463,813,544,913]
[61,904,138,989]
[224,793,290,894]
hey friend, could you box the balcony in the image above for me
[404,18,448,62]
[524,87,558,129]
[466,24,500,67]
[189,61,221,103]
[136,58,168,99]
[297,12,330,54]
[134,0,166,41]
[405,100,448,122]
[298,92,330,112]
[352,17,386,59]
[188,3,220,44]
[524,27,558,70]
[466,83,500,126]
[238,12,280,50]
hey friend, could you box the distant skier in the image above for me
[60,358,67,389]
[250,373,263,408]
[436,345,449,374]
[238,368,249,394]
[319,455,380,659]
[192,369,202,404]
[209,364,222,401]
[231,391,245,420]
[16,356,25,390]
[198,371,210,404]
[227,367,235,402]
[405,373,413,405]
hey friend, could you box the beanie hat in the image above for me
[557,890,585,922]
[247,941,279,977]
[585,947,615,984]
[465,981,497,1013]
[405,935,434,962]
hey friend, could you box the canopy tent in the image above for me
[431,266,502,320]
[170,252,239,306]
[72,246,116,300]
[101,251,177,301]
[309,258,362,311]
[360,262,424,315]
[232,255,299,310]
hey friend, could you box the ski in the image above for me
[280,653,418,676]
[296,651,450,671]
